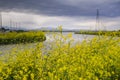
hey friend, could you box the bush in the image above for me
[75,31,120,37]
[0,31,46,44]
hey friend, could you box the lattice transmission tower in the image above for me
[96,9,100,31]
[95,9,107,31]
[0,12,2,29]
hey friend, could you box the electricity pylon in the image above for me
[96,9,100,31]
[0,12,2,29]
[95,9,107,31]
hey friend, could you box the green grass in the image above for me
[0,31,46,45]
[0,33,120,80]
[75,31,120,37]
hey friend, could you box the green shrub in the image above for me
[0,31,46,44]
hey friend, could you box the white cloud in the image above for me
[1,12,120,30]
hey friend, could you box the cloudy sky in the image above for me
[0,0,120,30]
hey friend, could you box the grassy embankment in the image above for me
[75,31,120,37]
[0,31,46,45]
[0,32,120,80]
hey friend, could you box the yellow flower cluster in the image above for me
[0,33,120,80]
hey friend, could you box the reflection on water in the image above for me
[45,32,94,42]
[0,32,95,54]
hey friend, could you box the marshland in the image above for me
[0,0,120,80]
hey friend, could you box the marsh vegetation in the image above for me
[0,31,46,45]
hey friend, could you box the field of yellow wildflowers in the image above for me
[0,33,120,80]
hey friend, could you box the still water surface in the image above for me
[0,32,95,54]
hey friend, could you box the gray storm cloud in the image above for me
[0,0,120,17]
[0,0,120,30]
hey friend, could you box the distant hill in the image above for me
[33,27,83,32]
